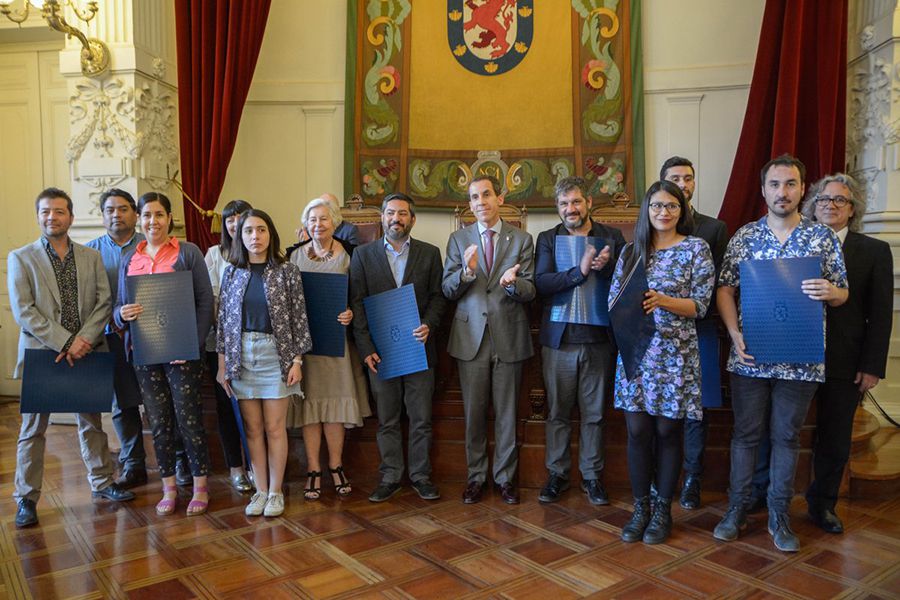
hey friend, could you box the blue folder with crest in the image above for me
[126,271,199,366]
[608,256,656,381]
[362,284,428,380]
[697,319,722,408]
[20,349,114,413]
[740,257,824,364]
[550,236,610,326]
[300,272,348,357]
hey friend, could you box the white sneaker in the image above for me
[263,492,284,517]
[245,492,267,516]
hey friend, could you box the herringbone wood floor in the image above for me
[1,401,899,599]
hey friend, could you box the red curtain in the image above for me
[717,0,847,234]
[175,0,272,251]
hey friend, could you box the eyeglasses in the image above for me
[649,202,681,213]
[814,195,850,207]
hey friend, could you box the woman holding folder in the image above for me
[115,192,214,516]
[288,197,370,501]
[217,209,312,517]
[609,180,715,544]
[204,199,253,493]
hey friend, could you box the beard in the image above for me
[385,222,412,240]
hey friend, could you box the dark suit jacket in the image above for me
[825,231,893,380]
[535,220,626,349]
[350,237,447,368]
[692,210,728,320]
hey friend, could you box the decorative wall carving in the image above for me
[846,57,900,160]
[66,77,139,162]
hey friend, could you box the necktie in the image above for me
[483,229,495,273]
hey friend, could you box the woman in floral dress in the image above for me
[609,180,715,545]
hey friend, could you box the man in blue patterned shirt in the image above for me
[713,154,848,552]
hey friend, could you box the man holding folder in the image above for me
[8,188,134,528]
[713,155,848,552]
[350,192,447,502]
[534,176,624,505]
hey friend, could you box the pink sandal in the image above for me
[156,485,178,516]
[186,486,209,516]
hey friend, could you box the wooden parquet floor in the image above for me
[1,402,899,599]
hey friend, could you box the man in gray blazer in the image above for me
[442,175,536,504]
[8,188,134,528]
[350,192,447,502]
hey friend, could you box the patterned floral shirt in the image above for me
[719,216,848,382]
[42,237,80,350]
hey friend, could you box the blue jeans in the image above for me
[727,374,817,513]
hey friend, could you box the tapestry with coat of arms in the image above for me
[345,0,644,209]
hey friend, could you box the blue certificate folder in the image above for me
[550,236,610,326]
[300,272,348,357]
[697,319,722,408]
[362,284,428,380]
[126,271,199,366]
[20,349,114,413]
[740,257,824,364]
[608,257,655,381]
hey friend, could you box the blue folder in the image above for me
[608,257,656,381]
[300,272,348,357]
[20,349,114,413]
[126,271,199,366]
[362,284,428,380]
[229,394,251,471]
[550,236,610,326]
[740,257,824,364]
[697,319,722,408]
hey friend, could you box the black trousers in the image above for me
[806,378,862,511]
[205,352,245,469]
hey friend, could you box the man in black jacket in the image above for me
[350,192,447,502]
[801,173,893,533]
[661,156,729,510]
[534,176,625,505]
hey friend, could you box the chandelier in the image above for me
[0,0,110,77]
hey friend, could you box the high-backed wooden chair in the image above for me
[341,193,383,244]
[590,192,639,241]
[454,203,528,231]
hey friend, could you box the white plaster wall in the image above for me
[221,0,766,252]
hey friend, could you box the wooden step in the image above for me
[851,405,882,455]
[849,428,900,499]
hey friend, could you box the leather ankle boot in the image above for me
[621,496,651,542]
[643,496,673,544]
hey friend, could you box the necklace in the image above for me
[308,237,335,262]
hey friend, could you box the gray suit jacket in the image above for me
[8,239,111,378]
[442,220,536,362]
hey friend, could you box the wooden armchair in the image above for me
[341,194,383,244]
[589,192,639,241]
[454,203,528,231]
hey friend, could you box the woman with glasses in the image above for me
[609,180,715,545]
[204,199,253,493]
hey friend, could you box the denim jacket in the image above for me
[217,261,312,382]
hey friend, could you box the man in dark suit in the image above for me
[443,175,536,504]
[661,156,729,510]
[800,173,893,533]
[9,188,135,528]
[351,192,447,502]
[534,176,625,506]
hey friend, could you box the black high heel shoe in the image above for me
[330,466,352,497]
[304,471,322,501]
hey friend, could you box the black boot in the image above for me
[643,496,673,544]
[621,496,651,542]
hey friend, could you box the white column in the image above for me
[57,0,180,243]
[847,0,900,413]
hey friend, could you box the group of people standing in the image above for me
[9,153,892,556]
